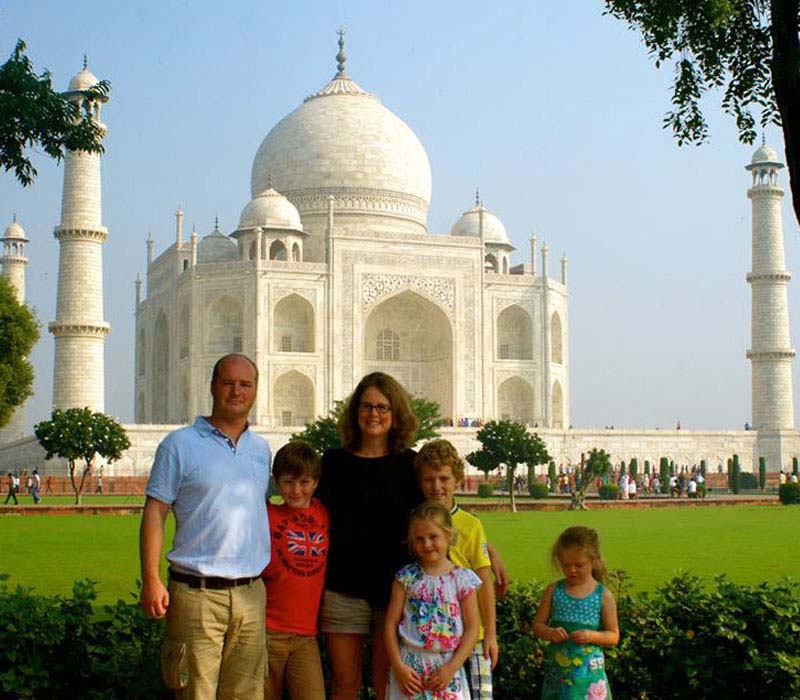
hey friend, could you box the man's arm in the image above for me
[140,495,171,619]
[486,542,509,598]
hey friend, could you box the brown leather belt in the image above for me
[169,569,259,590]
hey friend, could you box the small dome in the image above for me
[451,204,510,245]
[751,144,780,164]
[68,67,100,92]
[238,187,303,231]
[197,226,237,263]
[3,218,26,240]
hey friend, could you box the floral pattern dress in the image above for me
[387,562,481,700]
[541,581,612,700]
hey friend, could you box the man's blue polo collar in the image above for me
[193,417,251,450]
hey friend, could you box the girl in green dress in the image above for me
[533,527,619,700]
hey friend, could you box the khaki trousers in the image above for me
[265,630,325,700]
[164,578,266,700]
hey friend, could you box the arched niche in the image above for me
[497,305,533,360]
[179,376,190,425]
[497,376,534,424]
[292,243,301,261]
[484,254,498,273]
[269,240,287,261]
[151,311,169,423]
[136,391,146,423]
[364,290,453,417]
[179,305,190,359]
[273,370,314,426]
[273,294,314,353]
[551,311,563,364]
[207,296,243,354]
[137,328,147,376]
[552,380,564,429]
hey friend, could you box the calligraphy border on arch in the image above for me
[361,274,455,319]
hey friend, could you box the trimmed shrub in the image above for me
[739,472,758,490]
[528,481,549,499]
[659,457,670,494]
[759,457,766,490]
[548,460,557,493]
[644,459,651,475]
[731,454,741,494]
[477,483,494,498]
[794,456,799,476]
[700,459,707,477]
[629,457,638,478]
[779,482,800,504]
[598,484,620,500]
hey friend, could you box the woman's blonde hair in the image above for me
[551,526,608,584]
[338,372,418,453]
[407,500,457,554]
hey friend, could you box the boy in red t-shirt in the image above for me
[261,441,329,699]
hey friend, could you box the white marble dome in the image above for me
[197,227,237,263]
[250,71,432,228]
[751,144,781,165]
[239,187,303,231]
[451,204,511,245]
[68,66,100,92]
[3,218,26,240]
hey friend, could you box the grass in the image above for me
[0,505,796,606]
[6,495,146,505]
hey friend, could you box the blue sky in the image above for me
[2,1,798,430]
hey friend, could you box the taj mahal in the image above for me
[0,35,797,476]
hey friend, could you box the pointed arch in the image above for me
[551,311,563,365]
[207,295,243,354]
[179,304,190,359]
[364,290,453,417]
[269,240,287,261]
[136,391,146,423]
[552,380,564,429]
[151,311,169,423]
[273,371,314,426]
[273,294,314,353]
[497,376,534,424]
[484,254,498,273]
[497,305,533,360]
[292,243,301,261]
[137,328,147,376]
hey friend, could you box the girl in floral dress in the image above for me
[384,501,480,700]
[533,526,620,700]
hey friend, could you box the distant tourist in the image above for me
[4,472,17,505]
[532,526,619,699]
[687,478,698,498]
[31,469,41,504]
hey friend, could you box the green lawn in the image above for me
[0,505,796,606]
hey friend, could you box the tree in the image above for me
[0,40,109,186]
[466,420,551,512]
[604,1,800,229]
[34,408,130,504]
[0,275,39,428]
[293,395,446,454]
[571,448,612,510]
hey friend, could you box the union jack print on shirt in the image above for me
[286,529,326,557]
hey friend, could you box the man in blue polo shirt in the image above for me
[140,353,272,700]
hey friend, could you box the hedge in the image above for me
[779,482,800,504]
[3,574,800,699]
[528,481,549,499]
[477,483,494,498]
[598,484,620,500]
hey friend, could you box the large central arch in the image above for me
[364,290,453,418]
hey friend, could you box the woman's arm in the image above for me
[425,588,480,692]
[532,582,568,643]
[384,580,423,696]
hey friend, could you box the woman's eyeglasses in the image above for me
[359,402,392,415]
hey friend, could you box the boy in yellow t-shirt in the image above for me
[414,439,497,700]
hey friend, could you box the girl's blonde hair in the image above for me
[551,526,608,584]
[407,500,457,554]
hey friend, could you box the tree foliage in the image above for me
[0,275,39,428]
[466,420,551,512]
[604,0,800,228]
[34,408,130,504]
[293,395,446,454]
[571,448,612,510]
[0,40,109,186]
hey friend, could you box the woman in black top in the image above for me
[316,372,423,700]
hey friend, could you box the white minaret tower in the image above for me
[0,216,30,442]
[49,58,110,412]
[746,143,798,470]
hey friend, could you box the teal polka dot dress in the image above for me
[541,580,612,700]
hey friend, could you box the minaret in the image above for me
[49,58,110,412]
[0,216,30,441]
[746,143,798,470]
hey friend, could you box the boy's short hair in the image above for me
[414,439,465,482]
[272,441,322,481]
